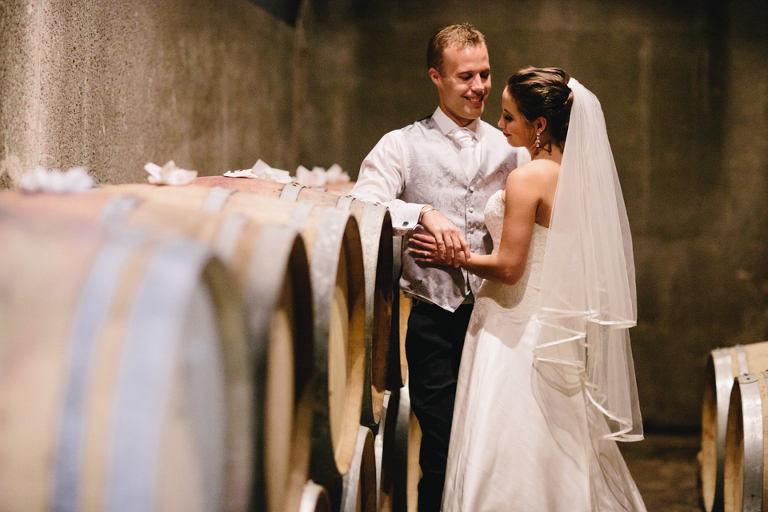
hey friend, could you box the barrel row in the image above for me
[0,210,255,511]
[192,175,402,419]
[701,341,768,512]
[293,385,420,512]
[0,176,416,512]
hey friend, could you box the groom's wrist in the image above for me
[419,205,437,224]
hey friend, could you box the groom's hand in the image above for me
[418,207,469,267]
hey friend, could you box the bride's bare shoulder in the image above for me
[505,159,559,187]
[501,159,559,203]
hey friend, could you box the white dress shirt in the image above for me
[351,106,483,234]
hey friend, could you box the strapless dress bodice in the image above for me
[476,189,548,316]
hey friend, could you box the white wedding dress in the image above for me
[442,190,646,512]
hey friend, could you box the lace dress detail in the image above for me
[474,189,548,318]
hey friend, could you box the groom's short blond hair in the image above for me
[427,23,486,76]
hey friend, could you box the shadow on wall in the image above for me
[248,0,303,26]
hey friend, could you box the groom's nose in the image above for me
[470,75,487,94]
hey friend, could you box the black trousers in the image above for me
[405,299,473,512]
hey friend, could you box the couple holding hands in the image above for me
[351,23,646,512]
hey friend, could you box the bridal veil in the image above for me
[533,78,643,442]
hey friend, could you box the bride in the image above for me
[409,67,647,511]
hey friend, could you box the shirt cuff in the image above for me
[391,202,425,234]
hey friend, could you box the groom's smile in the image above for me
[464,92,485,108]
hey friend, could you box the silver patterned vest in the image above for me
[400,116,524,311]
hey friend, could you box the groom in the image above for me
[350,23,529,511]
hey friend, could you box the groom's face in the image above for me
[429,43,491,127]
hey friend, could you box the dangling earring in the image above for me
[535,131,541,148]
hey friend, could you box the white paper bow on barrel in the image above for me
[223,159,350,188]
[144,161,197,185]
[223,159,293,183]
[20,166,94,193]
[295,163,350,187]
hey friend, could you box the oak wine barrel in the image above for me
[324,181,356,194]
[702,342,768,512]
[723,372,768,512]
[0,189,315,511]
[339,426,377,512]
[192,175,393,426]
[387,235,410,390]
[100,183,366,481]
[297,481,332,512]
[376,386,422,512]
[0,212,251,511]
[375,391,396,512]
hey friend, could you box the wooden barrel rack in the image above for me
[0,211,251,511]
[192,176,393,427]
[0,176,421,512]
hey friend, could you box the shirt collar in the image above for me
[433,106,484,140]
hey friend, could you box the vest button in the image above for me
[469,185,475,192]
[468,207,474,214]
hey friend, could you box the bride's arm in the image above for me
[461,169,540,284]
[410,166,544,285]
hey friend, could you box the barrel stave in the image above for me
[0,213,252,511]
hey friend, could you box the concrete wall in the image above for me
[0,0,302,186]
[1,0,767,430]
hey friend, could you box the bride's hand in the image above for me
[408,231,466,267]
[418,207,470,266]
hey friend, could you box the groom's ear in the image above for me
[429,67,442,87]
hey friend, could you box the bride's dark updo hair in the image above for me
[507,67,573,152]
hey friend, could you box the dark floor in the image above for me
[619,434,702,511]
